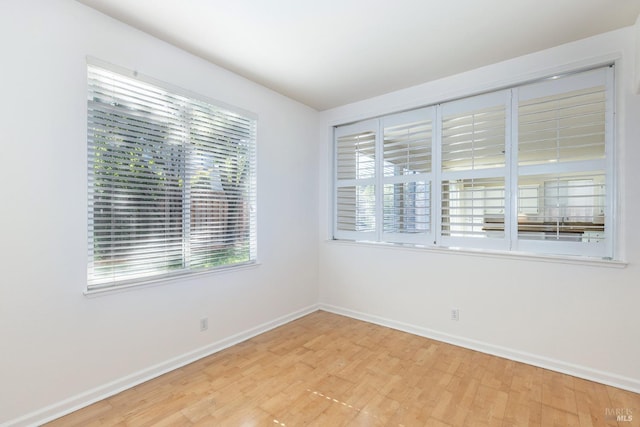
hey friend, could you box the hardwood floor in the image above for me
[47,311,639,426]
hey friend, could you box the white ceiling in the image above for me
[77,0,640,111]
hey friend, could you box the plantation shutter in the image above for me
[382,108,434,244]
[87,63,256,290]
[331,66,614,260]
[515,67,611,257]
[440,91,510,250]
[334,120,377,241]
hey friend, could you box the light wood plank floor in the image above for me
[47,311,639,426]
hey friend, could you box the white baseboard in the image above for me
[5,304,319,427]
[319,303,640,394]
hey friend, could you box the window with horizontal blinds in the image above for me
[87,63,257,290]
[333,66,615,260]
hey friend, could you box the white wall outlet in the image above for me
[200,317,208,332]
[451,308,460,321]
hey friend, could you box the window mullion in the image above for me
[375,119,384,242]
[433,104,443,246]
[182,104,192,270]
[604,65,615,259]
[508,88,519,250]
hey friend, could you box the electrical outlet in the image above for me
[200,317,208,332]
[451,308,460,321]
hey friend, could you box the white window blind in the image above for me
[333,66,614,260]
[87,63,257,290]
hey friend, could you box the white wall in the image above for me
[318,27,640,392]
[2,1,639,424]
[0,1,319,425]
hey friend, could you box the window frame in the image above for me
[86,59,258,293]
[331,65,616,261]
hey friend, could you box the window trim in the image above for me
[324,238,627,268]
[331,64,617,261]
[84,261,261,297]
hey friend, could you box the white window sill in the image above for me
[84,262,261,297]
[325,239,627,269]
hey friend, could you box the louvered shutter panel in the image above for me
[440,92,509,250]
[382,108,434,244]
[334,120,377,240]
[441,104,506,172]
[88,64,256,290]
[516,67,610,257]
[518,78,606,166]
